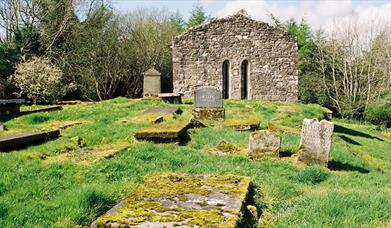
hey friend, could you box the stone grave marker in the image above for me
[298,118,334,166]
[248,130,280,159]
[193,86,225,120]
[92,173,252,228]
[143,68,161,98]
[0,124,4,131]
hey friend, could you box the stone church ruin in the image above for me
[172,10,298,102]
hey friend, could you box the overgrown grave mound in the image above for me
[92,173,253,228]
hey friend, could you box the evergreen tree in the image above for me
[186,5,212,29]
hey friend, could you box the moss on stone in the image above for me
[193,108,225,121]
[134,123,189,140]
[224,118,260,131]
[93,173,251,227]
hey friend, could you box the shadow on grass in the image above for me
[338,135,361,145]
[328,160,370,173]
[279,149,295,157]
[237,183,260,227]
[334,125,383,141]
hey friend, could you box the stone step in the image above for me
[0,130,60,151]
[92,173,251,228]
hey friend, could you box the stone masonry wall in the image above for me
[172,12,298,102]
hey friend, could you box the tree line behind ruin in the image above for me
[0,0,390,126]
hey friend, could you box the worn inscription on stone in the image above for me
[194,86,223,108]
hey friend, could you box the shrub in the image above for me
[11,57,74,103]
[364,93,391,128]
[293,166,329,185]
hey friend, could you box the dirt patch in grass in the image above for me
[43,142,130,165]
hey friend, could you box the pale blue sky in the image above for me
[110,0,391,31]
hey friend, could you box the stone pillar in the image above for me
[143,68,161,98]
[298,119,334,166]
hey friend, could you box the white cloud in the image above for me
[216,0,391,34]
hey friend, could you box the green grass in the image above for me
[0,97,390,227]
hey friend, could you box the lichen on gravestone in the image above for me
[248,130,281,159]
[91,173,252,228]
[298,118,334,166]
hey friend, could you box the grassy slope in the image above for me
[0,97,390,227]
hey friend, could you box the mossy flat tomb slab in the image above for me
[224,118,260,131]
[92,173,251,228]
[134,123,189,143]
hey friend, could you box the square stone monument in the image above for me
[142,68,161,98]
[192,86,225,120]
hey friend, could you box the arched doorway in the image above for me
[222,60,230,99]
[241,60,248,99]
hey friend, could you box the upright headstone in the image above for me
[248,130,280,159]
[143,68,161,98]
[193,86,225,120]
[298,118,334,166]
[0,124,4,131]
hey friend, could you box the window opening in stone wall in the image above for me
[241,60,249,99]
[222,60,230,99]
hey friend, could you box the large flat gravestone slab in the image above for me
[194,86,223,108]
[134,123,189,143]
[0,130,60,151]
[144,107,182,115]
[92,173,251,228]
[298,119,334,166]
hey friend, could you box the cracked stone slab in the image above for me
[91,173,251,228]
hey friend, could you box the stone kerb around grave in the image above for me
[192,86,225,120]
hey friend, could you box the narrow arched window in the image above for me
[222,60,230,99]
[241,60,249,99]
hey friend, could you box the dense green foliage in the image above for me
[364,90,391,128]
[0,98,390,227]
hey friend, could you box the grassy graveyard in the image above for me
[0,97,390,227]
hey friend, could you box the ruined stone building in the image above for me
[172,10,298,102]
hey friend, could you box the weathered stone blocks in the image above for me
[248,130,280,158]
[172,11,298,102]
[298,118,334,166]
